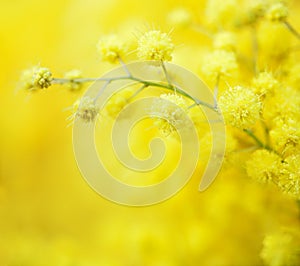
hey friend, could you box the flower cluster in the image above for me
[261,228,300,266]
[20,66,52,91]
[16,0,300,265]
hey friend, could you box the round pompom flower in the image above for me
[74,96,99,123]
[213,31,236,51]
[137,30,174,61]
[149,93,189,137]
[202,50,238,80]
[167,8,192,28]
[246,149,282,183]
[218,86,262,129]
[97,34,127,63]
[20,66,52,91]
[266,2,288,22]
[251,72,279,96]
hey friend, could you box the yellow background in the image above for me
[0,0,299,265]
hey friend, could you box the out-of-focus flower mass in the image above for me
[1,0,300,265]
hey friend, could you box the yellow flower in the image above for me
[266,2,288,22]
[261,228,300,266]
[213,31,236,51]
[202,50,238,80]
[246,149,282,183]
[205,0,238,26]
[252,71,279,96]
[149,93,189,137]
[218,86,261,129]
[263,87,300,125]
[246,0,267,23]
[167,8,192,28]
[104,89,134,118]
[97,34,126,63]
[74,96,99,123]
[20,66,52,91]
[279,154,300,199]
[270,118,300,156]
[137,30,174,61]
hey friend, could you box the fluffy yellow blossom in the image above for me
[266,2,288,22]
[149,93,189,137]
[97,34,126,63]
[246,0,267,23]
[279,154,300,198]
[167,8,192,28]
[262,87,300,125]
[137,30,174,61]
[202,50,238,80]
[246,149,282,183]
[251,72,279,96]
[74,96,99,123]
[104,89,134,118]
[205,0,238,26]
[218,86,262,129]
[213,31,236,51]
[20,66,52,91]
[32,67,52,89]
[64,69,82,91]
[261,228,300,266]
[270,118,300,156]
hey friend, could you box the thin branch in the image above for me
[94,80,111,102]
[118,57,132,77]
[243,129,273,152]
[161,61,172,87]
[53,75,218,112]
[213,74,220,108]
[127,84,148,101]
[283,21,300,40]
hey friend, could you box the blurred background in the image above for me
[0,0,299,265]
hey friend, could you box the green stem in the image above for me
[118,56,131,76]
[53,76,217,112]
[243,129,273,151]
[283,21,300,40]
[127,84,148,101]
[161,61,172,86]
[52,76,129,84]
